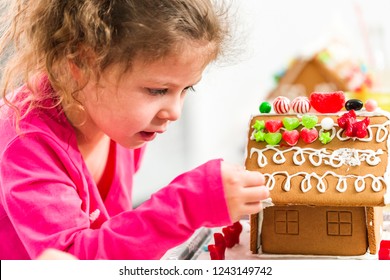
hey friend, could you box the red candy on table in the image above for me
[222,221,243,248]
[379,240,390,260]
[208,222,243,259]
[208,233,226,260]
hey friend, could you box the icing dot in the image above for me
[321,117,334,130]
[365,99,378,112]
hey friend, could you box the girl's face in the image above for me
[76,45,212,149]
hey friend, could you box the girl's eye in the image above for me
[147,86,196,96]
[182,86,195,93]
[147,88,168,95]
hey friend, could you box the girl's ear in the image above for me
[68,60,83,81]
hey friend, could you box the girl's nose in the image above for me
[157,95,183,121]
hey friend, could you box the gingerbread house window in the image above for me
[327,211,352,236]
[274,210,299,235]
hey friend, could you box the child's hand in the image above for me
[220,161,269,222]
[36,248,77,260]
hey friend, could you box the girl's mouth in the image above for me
[139,131,157,141]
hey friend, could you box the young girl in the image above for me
[0,0,269,260]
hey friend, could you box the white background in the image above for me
[133,0,390,206]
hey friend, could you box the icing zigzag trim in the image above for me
[264,171,386,193]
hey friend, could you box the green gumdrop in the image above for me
[319,132,331,144]
[254,130,266,142]
[302,114,318,129]
[259,102,272,113]
[264,132,282,145]
[282,117,300,131]
[252,120,265,131]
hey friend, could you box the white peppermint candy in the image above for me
[291,96,311,114]
[273,96,290,114]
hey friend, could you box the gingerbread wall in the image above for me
[260,205,368,256]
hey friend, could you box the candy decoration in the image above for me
[254,130,266,142]
[351,118,370,138]
[291,96,311,114]
[208,233,226,260]
[320,117,334,130]
[301,114,318,129]
[264,132,282,145]
[222,222,243,248]
[282,130,300,146]
[282,117,300,131]
[259,101,272,113]
[300,128,319,144]
[345,99,363,111]
[365,99,378,112]
[337,110,356,129]
[337,110,370,138]
[265,120,283,132]
[319,132,331,144]
[309,91,345,113]
[272,96,290,114]
[252,120,265,131]
[379,240,390,260]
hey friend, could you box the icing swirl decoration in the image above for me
[263,170,386,194]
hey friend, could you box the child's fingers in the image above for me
[242,185,270,203]
[240,170,266,187]
[242,201,263,215]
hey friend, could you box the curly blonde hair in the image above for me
[0,0,230,127]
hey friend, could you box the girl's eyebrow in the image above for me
[145,77,202,87]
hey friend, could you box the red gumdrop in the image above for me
[310,91,345,113]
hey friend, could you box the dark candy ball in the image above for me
[345,99,363,111]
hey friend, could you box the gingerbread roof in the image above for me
[245,111,390,207]
[267,56,349,102]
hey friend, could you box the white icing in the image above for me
[263,170,386,193]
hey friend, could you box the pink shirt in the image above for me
[0,79,231,259]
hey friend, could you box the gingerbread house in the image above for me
[267,49,371,102]
[246,111,390,256]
